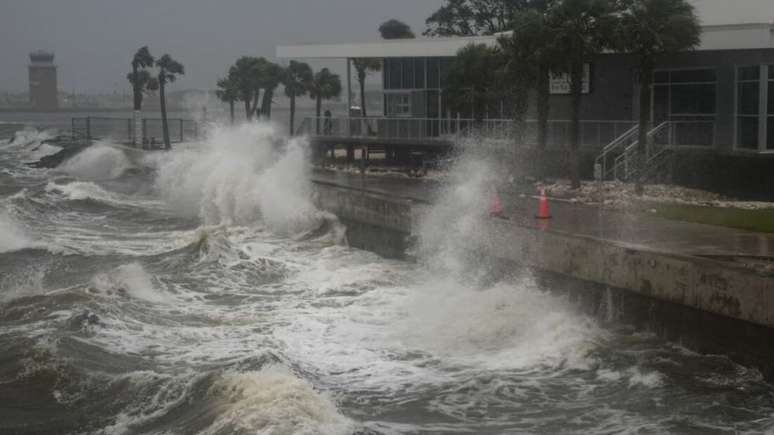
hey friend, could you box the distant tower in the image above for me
[28,50,58,110]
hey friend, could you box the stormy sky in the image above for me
[1,0,772,94]
[0,0,442,93]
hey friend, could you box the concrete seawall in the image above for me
[312,179,774,379]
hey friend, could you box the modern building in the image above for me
[28,50,58,110]
[277,1,774,196]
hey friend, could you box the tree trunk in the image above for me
[261,88,274,120]
[316,96,322,135]
[159,81,171,150]
[229,100,235,125]
[289,94,296,135]
[359,75,367,117]
[244,99,252,120]
[131,64,141,146]
[536,64,551,180]
[132,64,142,111]
[635,64,653,196]
[569,62,583,189]
[251,91,261,119]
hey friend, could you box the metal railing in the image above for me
[71,116,199,145]
[597,120,716,181]
[297,116,637,150]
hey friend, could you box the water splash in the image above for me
[203,366,353,435]
[59,143,132,180]
[0,210,37,253]
[154,122,323,234]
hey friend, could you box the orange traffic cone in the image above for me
[489,189,504,218]
[536,188,551,219]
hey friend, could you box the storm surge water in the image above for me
[2,122,774,434]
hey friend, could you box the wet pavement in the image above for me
[312,169,774,259]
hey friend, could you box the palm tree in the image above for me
[616,0,701,194]
[547,0,617,189]
[229,56,263,120]
[283,60,313,135]
[216,76,239,125]
[307,68,342,134]
[128,46,155,111]
[127,46,157,146]
[351,58,381,117]
[378,19,416,39]
[155,54,184,150]
[258,61,285,120]
[500,4,560,178]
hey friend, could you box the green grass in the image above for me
[651,203,774,233]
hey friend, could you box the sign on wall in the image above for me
[549,64,591,95]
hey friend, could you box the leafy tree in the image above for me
[616,0,700,194]
[155,54,184,150]
[307,68,342,134]
[444,43,506,122]
[283,60,313,135]
[127,46,157,111]
[424,0,540,36]
[378,19,416,39]
[499,4,560,177]
[546,0,617,189]
[258,61,285,120]
[351,58,382,117]
[216,76,239,125]
[229,56,264,120]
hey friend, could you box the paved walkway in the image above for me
[312,169,774,259]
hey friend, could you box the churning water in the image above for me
[2,123,774,434]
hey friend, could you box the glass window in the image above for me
[768,82,774,115]
[768,117,774,150]
[769,65,774,80]
[654,71,669,83]
[671,83,716,114]
[738,117,759,149]
[427,58,439,89]
[439,58,452,88]
[402,58,414,89]
[388,59,401,89]
[738,82,760,115]
[670,69,717,83]
[386,93,411,116]
[414,58,425,89]
[738,66,760,81]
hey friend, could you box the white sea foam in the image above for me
[203,366,352,435]
[59,143,132,180]
[396,276,601,371]
[154,123,323,234]
[627,367,664,388]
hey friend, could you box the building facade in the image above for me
[28,50,58,110]
[277,9,774,195]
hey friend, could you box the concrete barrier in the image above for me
[312,180,774,378]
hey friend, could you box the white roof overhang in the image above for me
[276,35,501,59]
[277,23,772,60]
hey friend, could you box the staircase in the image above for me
[595,121,674,182]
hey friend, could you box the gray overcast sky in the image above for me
[1,0,443,93]
[3,0,773,94]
